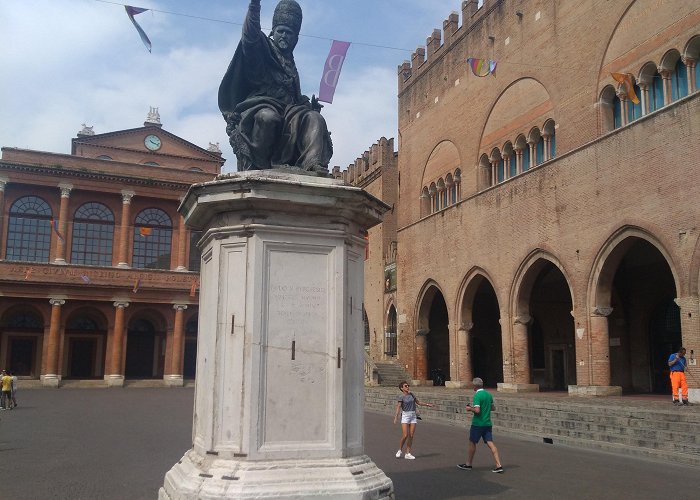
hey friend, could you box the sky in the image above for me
[0,0,469,173]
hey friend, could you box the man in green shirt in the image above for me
[457,377,503,473]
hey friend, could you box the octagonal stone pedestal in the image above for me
[159,171,394,500]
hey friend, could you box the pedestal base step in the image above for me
[160,450,394,500]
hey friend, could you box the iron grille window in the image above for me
[71,203,114,266]
[3,311,43,330]
[385,306,397,356]
[133,208,172,270]
[6,196,52,262]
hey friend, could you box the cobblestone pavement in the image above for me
[2,388,699,499]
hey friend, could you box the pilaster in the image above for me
[42,298,65,387]
[117,191,135,268]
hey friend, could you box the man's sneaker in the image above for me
[673,400,682,406]
[682,400,692,406]
[492,466,504,473]
[457,464,472,470]
[395,450,402,458]
[404,453,416,460]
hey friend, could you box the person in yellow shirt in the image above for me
[1,370,13,410]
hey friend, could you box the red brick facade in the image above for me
[0,118,223,386]
[352,0,700,395]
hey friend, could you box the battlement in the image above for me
[331,137,396,186]
[398,0,502,93]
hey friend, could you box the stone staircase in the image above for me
[365,386,700,467]
[374,360,411,387]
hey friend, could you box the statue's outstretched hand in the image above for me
[311,94,323,112]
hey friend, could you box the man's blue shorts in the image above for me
[469,425,493,443]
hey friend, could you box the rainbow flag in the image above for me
[467,58,497,77]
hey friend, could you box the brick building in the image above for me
[0,109,224,387]
[351,0,700,399]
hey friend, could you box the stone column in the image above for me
[414,328,429,383]
[676,296,700,403]
[684,57,697,93]
[658,68,671,105]
[165,304,187,387]
[527,141,536,170]
[420,191,430,217]
[53,184,72,264]
[541,136,550,162]
[42,298,65,387]
[491,160,498,185]
[515,149,523,174]
[117,191,135,268]
[457,323,472,386]
[498,315,538,393]
[639,83,649,116]
[618,91,628,126]
[0,177,7,260]
[175,214,188,271]
[107,301,129,387]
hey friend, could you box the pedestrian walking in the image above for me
[668,347,690,405]
[457,377,503,473]
[1,370,13,410]
[393,381,435,459]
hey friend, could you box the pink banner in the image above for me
[318,40,351,103]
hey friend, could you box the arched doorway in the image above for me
[428,292,449,383]
[183,317,198,380]
[599,238,680,393]
[64,311,107,379]
[470,280,503,388]
[516,258,576,390]
[0,307,44,378]
[125,317,164,379]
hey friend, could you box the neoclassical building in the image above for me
[355,0,700,399]
[0,110,224,386]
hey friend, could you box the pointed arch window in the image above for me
[71,202,114,266]
[627,85,642,122]
[535,136,545,165]
[522,146,530,172]
[385,305,397,357]
[497,158,505,183]
[6,196,52,262]
[133,208,172,269]
[613,95,623,128]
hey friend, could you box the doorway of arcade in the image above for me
[604,238,681,394]
[125,317,165,379]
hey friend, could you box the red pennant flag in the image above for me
[189,278,198,297]
[139,227,152,237]
[24,268,34,280]
[132,279,141,293]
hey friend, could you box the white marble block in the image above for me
[160,171,394,499]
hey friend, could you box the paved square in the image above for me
[3,389,699,499]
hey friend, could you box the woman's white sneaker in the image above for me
[404,453,416,460]
[395,450,402,458]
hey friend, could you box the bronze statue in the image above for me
[218,0,333,173]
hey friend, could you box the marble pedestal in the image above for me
[159,171,394,499]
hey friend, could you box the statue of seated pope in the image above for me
[218,0,333,173]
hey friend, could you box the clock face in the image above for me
[144,134,162,151]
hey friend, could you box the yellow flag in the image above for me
[611,73,640,104]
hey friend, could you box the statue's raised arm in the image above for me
[218,0,333,173]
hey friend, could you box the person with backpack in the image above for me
[393,381,435,460]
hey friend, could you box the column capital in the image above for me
[49,298,66,307]
[121,190,136,203]
[173,304,188,312]
[592,306,613,317]
[0,177,8,191]
[113,301,130,309]
[58,183,73,198]
[459,322,474,332]
[657,67,671,78]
